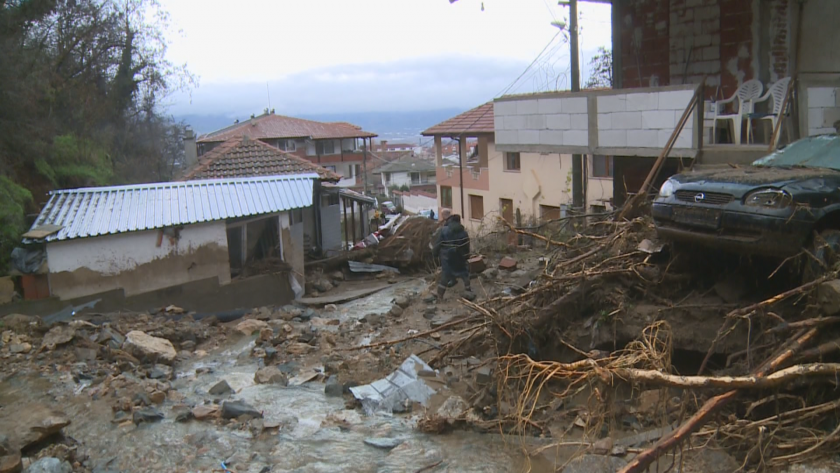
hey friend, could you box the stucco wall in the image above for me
[396,192,437,214]
[47,221,231,300]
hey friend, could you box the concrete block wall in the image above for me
[807,86,840,135]
[494,97,589,147]
[597,89,695,149]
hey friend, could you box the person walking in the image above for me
[432,214,475,301]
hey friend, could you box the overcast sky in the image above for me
[161,0,612,117]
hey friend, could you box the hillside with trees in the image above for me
[0,0,194,272]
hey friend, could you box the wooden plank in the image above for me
[22,224,63,239]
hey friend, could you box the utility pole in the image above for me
[561,0,584,211]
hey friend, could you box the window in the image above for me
[278,140,296,152]
[354,164,361,177]
[504,152,521,171]
[540,205,561,221]
[384,172,392,184]
[441,186,453,208]
[499,198,514,223]
[289,208,303,224]
[316,140,336,155]
[592,155,613,178]
[410,172,420,184]
[469,194,484,220]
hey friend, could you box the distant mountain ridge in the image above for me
[175,109,465,143]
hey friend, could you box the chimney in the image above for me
[381,140,388,152]
[183,127,197,170]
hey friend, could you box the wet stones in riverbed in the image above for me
[132,407,164,425]
[363,437,404,450]
[208,380,234,396]
[122,331,177,365]
[389,305,404,317]
[24,457,72,473]
[147,364,172,380]
[254,366,288,385]
[191,404,220,421]
[394,296,411,309]
[221,400,262,419]
[324,375,343,397]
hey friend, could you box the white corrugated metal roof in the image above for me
[25,174,318,243]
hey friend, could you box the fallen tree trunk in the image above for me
[615,363,840,390]
[619,328,819,473]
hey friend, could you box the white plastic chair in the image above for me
[711,79,763,145]
[748,77,792,146]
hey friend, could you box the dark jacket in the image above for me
[433,221,470,271]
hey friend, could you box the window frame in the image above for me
[504,152,521,172]
[469,194,484,221]
[591,155,614,179]
[440,186,453,208]
[316,140,336,155]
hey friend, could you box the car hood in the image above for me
[667,166,840,198]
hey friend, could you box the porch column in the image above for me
[350,200,357,244]
[343,197,350,249]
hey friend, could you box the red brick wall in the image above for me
[619,0,671,88]
[617,0,791,100]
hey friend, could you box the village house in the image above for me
[422,102,613,234]
[494,0,840,206]
[188,111,378,193]
[180,135,375,255]
[372,140,419,159]
[16,174,318,311]
[373,158,437,197]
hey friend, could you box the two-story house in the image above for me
[374,158,437,197]
[188,111,378,192]
[422,102,613,233]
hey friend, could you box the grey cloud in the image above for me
[167,55,529,117]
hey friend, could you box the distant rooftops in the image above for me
[198,111,377,143]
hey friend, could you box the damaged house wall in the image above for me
[46,221,231,301]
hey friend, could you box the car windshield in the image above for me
[752,134,840,170]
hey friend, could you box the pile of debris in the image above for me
[373,216,438,268]
[415,215,840,471]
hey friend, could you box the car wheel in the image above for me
[803,229,840,282]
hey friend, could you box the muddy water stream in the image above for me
[1,281,559,473]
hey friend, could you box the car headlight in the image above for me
[744,189,792,209]
[658,179,676,198]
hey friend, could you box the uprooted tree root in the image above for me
[420,215,840,472]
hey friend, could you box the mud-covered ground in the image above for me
[1,248,839,472]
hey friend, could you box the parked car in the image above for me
[652,135,840,275]
[381,201,398,214]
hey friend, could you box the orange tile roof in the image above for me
[198,113,377,143]
[181,137,341,181]
[421,102,495,136]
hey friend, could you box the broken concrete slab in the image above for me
[298,285,391,306]
[348,261,400,274]
[122,331,177,364]
[349,355,438,413]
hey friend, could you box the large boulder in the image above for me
[123,331,177,364]
[255,367,288,386]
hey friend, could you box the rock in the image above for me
[592,437,614,455]
[123,331,177,364]
[149,391,166,404]
[0,314,38,332]
[324,375,343,397]
[221,400,262,419]
[9,343,31,354]
[23,457,71,473]
[208,380,234,396]
[264,346,278,359]
[96,327,125,346]
[429,317,449,328]
[394,296,411,308]
[480,268,499,280]
[436,396,470,420]
[423,308,437,320]
[173,406,193,423]
[299,309,315,322]
[234,319,269,336]
[254,307,272,320]
[310,317,340,328]
[41,325,76,349]
[132,407,164,425]
[191,405,220,421]
[133,392,152,406]
[286,342,315,355]
[180,340,196,351]
[363,313,385,326]
[474,366,492,385]
[328,271,344,281]
[0,278,15,305]
[389,305,403,317]
[363,438,404,449]
[462,291,476,302]
[818,280,840,315]
[498,257,518,271]
[637,389,662,416]
[148,365,172,380]
[15,410,70,450]
[74,347,98,361]
[313,279,333,293]
[0,451,22,473]
[258,327,274,343]
[324,304,338,312]
[255,367,288,385]
[562,454,628,473]
[0,436,11,457]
